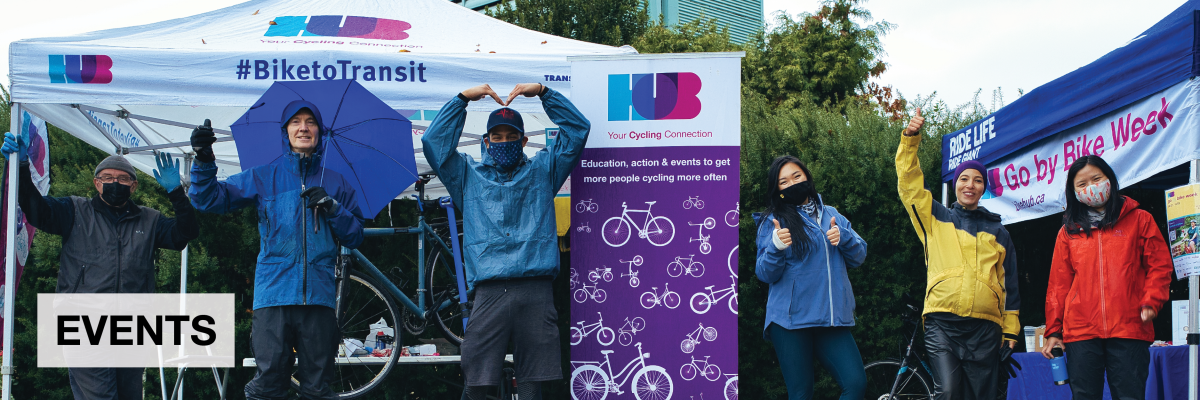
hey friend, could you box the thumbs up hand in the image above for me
[774,219,792,247]
[190,119,217,163]
[903,108,924,137]
[826,217,841,246]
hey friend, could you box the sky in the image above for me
[1,0,1190,108]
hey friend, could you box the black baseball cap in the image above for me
[486,108,524,136]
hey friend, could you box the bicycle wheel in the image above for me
[632,255,643,266]
[644,217,675,246]
[699,241,712,255]
[666,261,684,278]
[639,292,657,309]
[679,363,698,381]
[729,292,739,315]
[602,271,613,282]
[297,270,400,399]
[587,203,599,213]
[589,271,601,283]
[702,217,715,229]
[690,293,712,314]
[681,339,695,354]
[631,317,645,331]
[619,331,633,346]
[728,246,738,277]
[691,262,706,278]
[863,359,934,400]
[725,210,738,227]
[703,326,717,342]
[724,376,738,400]
[575,289,589,303]
[683,200,693,209]
[632,366,673,400]
[629,276,640,288]
[576,202,586,213]
[664,291,681,309]
[602,217,632,247]
[703,364,722,381]
[570,327,584,346]
[594,288,607,303]
[571,365,610,400]
[597,327,616,346]
[426,246,466,346]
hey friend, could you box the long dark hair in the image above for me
[763,156,818,257]
[1063,155,1124,236]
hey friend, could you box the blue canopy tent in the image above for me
[939,1,1200,398]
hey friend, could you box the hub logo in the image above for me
[608,73,701,121]
[48,55,112,84]
[266,16,411,40]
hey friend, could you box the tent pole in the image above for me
[2,103,22,400]
[1191,159,1199,400]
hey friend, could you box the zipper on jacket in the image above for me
[820,208,834,325]
[301,157,309,306]
[1098,229,1107,336]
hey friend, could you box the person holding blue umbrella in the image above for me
[188,101,365,400]
[423,82,589,400]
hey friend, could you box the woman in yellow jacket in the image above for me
[895,110,1021,400]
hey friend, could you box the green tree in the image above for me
[487,0,649,47]
[631,17,742,54]
[743,0,893,108]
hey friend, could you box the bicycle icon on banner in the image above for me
[689,217,716,254]
[576,199,599,213]
[570,342,674,400]
[577,222,592,233]
[589,267,614,283]
[618,317,646,347]
[571,312,616,346]
[681,323,718,354]
[680,355,722,382]
[723,374,738,400]
[725,202,739,227]
[602,202,675,247]
[575,282,608,304]
[683,196,705,210]
[640,283,681,310]
[570,268,580,289]
[691,275,738,315]
[667,255,705,278]
[620,256,643,288]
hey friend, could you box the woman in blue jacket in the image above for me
[755,155,868,400]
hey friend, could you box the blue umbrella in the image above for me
[231,79,416,219]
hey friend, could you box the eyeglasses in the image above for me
[96,175,134,184]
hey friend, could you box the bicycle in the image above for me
[680,323,718,354]
[667,255,705,278]
[571,312,616,346]
[679,355,722,382]
[574,282,608,304]
[302,177,470,398]
[683,196,705,210]
[723,374,738,400]
[688,217,716,254]
[618,317,646,347]
[639,283,681,310]
[690,275,738,315]
[570,342,673,400]
[620,256,643,288]
[589,266,614,283]
[724,202,739,227]
[602,201,676,247]
[862,295,935,400]
[577,222,592,233]
[576,199,600,213]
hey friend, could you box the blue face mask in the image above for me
[486,139,523,170]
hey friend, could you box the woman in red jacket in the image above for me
[1041,155,1173,400]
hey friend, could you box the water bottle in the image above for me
[376,332,387,351]
[1049,347,1069,385]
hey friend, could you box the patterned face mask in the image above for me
[1075,179,1111,208]
[486,139,523,170]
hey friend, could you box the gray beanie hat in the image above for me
[94,155,138,181]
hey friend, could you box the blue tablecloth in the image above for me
[1007,345,1194,400]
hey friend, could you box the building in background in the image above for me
[449,0,763,45]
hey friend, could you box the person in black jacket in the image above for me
[2,130,199,400]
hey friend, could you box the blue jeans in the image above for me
[768,323,867,400]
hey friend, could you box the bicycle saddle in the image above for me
[600,350,615,355]
[645,201,657,205]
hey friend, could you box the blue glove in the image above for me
[152,152,182,192]
[1,131,29,162]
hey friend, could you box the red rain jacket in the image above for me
[1045,197,1173,343]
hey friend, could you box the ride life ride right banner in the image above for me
[568,53,741,400]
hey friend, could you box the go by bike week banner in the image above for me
[955,78,1200,225]
[567,53,742,400]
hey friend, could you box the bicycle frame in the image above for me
[620,204,657,235]
[602,344,650,392]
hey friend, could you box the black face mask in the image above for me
[101,182,132,207]
[779,181,814,205]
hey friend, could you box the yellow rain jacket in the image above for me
[895,133,1021,342]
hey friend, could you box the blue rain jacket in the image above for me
[422,88,589,289]
[754,198,868,338]
[189,128,365,310]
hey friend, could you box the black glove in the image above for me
[301,186,336,213]
[190,119,216,163]
[999,343,1022,379]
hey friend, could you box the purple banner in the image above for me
[570,146,739,400]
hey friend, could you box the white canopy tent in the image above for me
[5,0,633,397]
